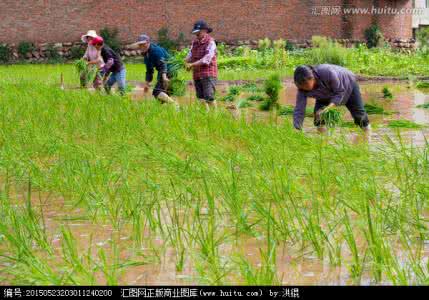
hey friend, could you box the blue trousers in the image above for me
[105,68,126,95]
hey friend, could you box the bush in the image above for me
[157,27,185,52]
[416,27,429,54]
[70,45,86,60]
[308,36,347,66]
[17,41,35,58]
[45,44,60,61]
[0,44,12,63]
[100,27,121,52]
[364,25,384,48]
[285,40,295,51]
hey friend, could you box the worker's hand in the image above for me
[87,60,97,65]
[316,103,336,119]
[185,62,193,71]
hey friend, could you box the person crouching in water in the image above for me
[80,30,104,89]
[133,34,179,108]
[185,20,218,110]
[90,36,126,96]
[293,64,371,133]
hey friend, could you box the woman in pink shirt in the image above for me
[80,30,104,89]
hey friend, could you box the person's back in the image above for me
[144,43,171,76]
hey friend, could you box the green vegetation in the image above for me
[364,103,391,115]
[100,27,121,53]
[416,81,429,90]
[259,74,282,111]
[157,27,186,51]
[308,36,348,66]
[69,45,86,60]
[416,26,429,55]
[364,25,385,49]
[382,87,394,99]
[17,41,35,58]
[0,44,12,63]
[278,105,313,117]
[388,120,424,129]
[74,59,97,88]
[0,82,427,285]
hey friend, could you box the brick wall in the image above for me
[0,0,413,44]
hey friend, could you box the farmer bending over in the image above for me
[293,64,371,133]
[133,34,179,108]
[185,20,218,110]
[80,30,104,89]
[91,36,126,96]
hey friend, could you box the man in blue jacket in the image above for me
[134,34,179,108]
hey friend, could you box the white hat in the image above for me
[81,30,98,43]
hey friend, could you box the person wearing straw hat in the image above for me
[90,36,127,96]
[185,20,218,110]
[133,34,179,108]
[80,30,104,89]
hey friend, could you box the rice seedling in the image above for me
[246,94,265,102]
[415,81,429,90]
[278,105,313,117]
[387,120,424,129]
[220,85,241,102]
[241,82,263,93]
[237,99,252,108]
[364,103,391,115]
[382,86,394,99]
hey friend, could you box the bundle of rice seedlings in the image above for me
[382,87,393,99]
[74,59,98,87]
[166,50,187,77]
[320,108,342,128]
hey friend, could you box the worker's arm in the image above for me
[293,91,308,130]
[188,41,216,68]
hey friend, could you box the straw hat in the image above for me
[81,30,98,43]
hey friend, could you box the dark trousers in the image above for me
[153,73,173,98]
[314,81,369,127]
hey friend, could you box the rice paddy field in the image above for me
[0,64,428,285]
